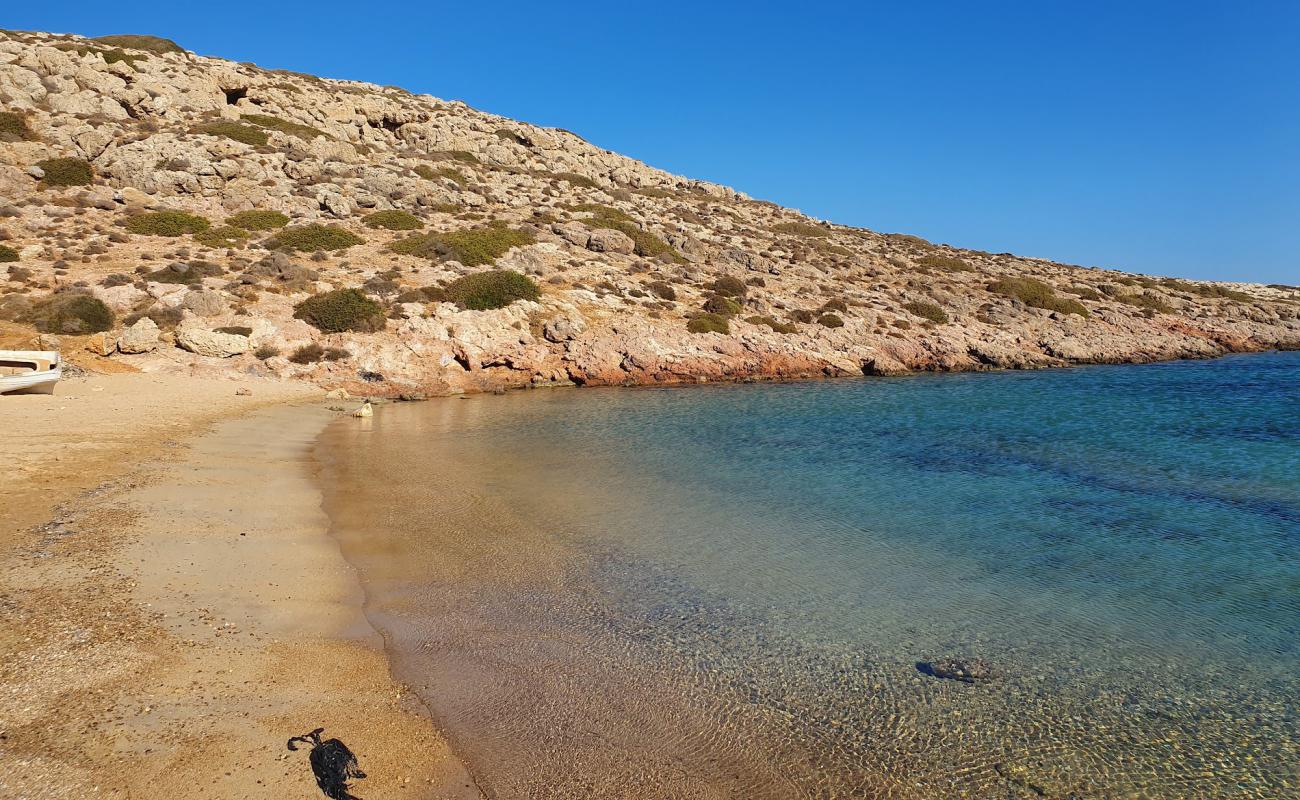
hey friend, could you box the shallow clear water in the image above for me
[319,353,1299,799]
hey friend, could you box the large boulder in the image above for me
[586,227,635,255]
[118,317,160,354]
[176,325,249,358]
[181,289,227,317]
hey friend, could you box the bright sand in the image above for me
[0,373,478,799]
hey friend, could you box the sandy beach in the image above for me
[0,373,478,799]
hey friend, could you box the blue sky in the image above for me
[7,1,1298,282]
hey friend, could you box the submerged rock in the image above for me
[921,657,995,683]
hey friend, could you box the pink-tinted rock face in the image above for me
[1,29,1297,397]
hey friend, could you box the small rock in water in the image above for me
[921,657,995,683]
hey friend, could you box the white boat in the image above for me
[0,350,62,395]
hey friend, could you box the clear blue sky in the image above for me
[7,1,1298,283]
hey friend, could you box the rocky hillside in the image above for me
[1,29,1297,396]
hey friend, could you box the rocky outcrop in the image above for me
[0,29,1295,397]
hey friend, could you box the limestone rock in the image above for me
[587,228,635,255]
[118,317,160,354]
[176,325,250,358]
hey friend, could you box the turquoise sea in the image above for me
[319,352,1299,798]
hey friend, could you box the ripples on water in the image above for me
[318,353,1300,799]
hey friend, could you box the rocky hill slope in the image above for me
[2,29,1297,396]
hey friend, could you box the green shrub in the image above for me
[647,280,676,300]
[687,313,730,334]
[0,244,17,263]
[708,276,747,297]
[444,270,540,310]
[393,224,534,266]
[36,157,93,187]
[745,315,798,333]
[817,314,845,328]
[0,111,36,142]
[242,113,326,140]
[289,343,325,364]
[434,150,479,164]
[395,286,447,304]
[1065,286,1102,301]
[193,225,249,248]
[91,34,184,54]
[703,294,742,315]
[196,121,268,146]
[125,210,210,237]
[271,225,364,252]
[28,292,114,334]
[145,260,224,284]
[790,309,815,323]
[254,344,281,360]
[1116,292,1174,314]
[771,221,829,237]
[363,210,423,231]
[554,172,598,188]
[903,301,949,324]
[412,164,438,180]
[215,325,253,337]
[917,254,972,272]
[293,288,386,332]
[988,277,1089,317]
[1160,279,1253,302]
[227,209,289,231]
[820,298,848,313]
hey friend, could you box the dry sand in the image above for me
[0,373,480,799]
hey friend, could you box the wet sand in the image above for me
[0,374,478,799]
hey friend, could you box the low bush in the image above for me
[708,276,747,297]
[790,309,816,323]
[1116,292,1174,314]
[987,277,1089,316]
[242,113,326,140]
[1160,279,1253,302]
[215,325,253,337]
[27,292,114,334]
[820,298,848,313]
[745,315,798,333]
[254,344,281,360]
[582,207,683,262]
[395,286,447,304]
[687,313,730,334]
[1064,286,1101,301]
[124,305,184,330]
[36,157,94,187]
[902,301,949,324]
[145,260,224,284]
[412,164,466,186]
[92,34,184,54]
[554,172,598,188]
[363,210,423,231]
[294,288,386,332]
[227,209,289,231]
[771,221,829,237]
[444,270,540,310]
[392,224,534,267]
[0,244,17,263]
[817,313,845,328]
[917,254,972,272]
[125,210,210,237]
[196,121,268,147]
[647,280,676,300]
[0,111,36,142]
[193,225,249,248]
[288,343,325,364]
[271,225,364,252]
[702,294,742,315]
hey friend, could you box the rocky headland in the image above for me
[1,28,1297,398]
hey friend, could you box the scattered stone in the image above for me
[921,658,996,683]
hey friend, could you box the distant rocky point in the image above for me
[1,29,1296,396]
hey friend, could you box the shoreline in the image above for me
[2,349,1293,797]
[0,374,478,799]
